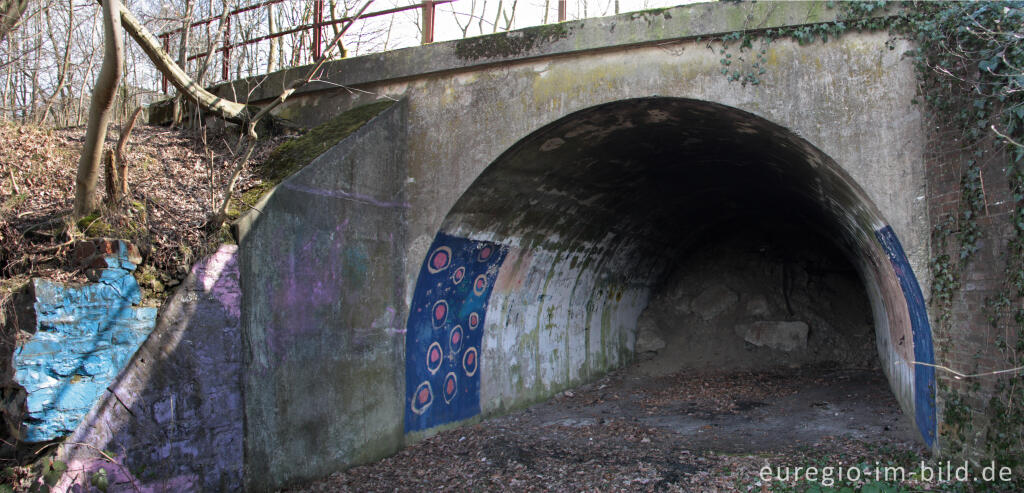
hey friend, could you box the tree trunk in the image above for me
[73,0,123,219]
[172,0,194,125]
[268,3,276,72]
[0,0,28,43]
[103,149,119,204]
[113,106,141,199]
[113,0,248,123]
[38,0,74,124]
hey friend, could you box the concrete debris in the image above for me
[735,321,809,352]
[692,285,738,321]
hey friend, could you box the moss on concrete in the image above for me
[259,99,396,183]
[455,23,571,60]
[228,99,395,220]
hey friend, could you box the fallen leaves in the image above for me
[285,367,928,493]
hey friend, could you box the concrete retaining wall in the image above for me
[236,99,409,491]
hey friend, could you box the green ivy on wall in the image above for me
[713,0,1024,470]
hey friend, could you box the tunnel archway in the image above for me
[403,97,936,447]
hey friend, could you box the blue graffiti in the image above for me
[15,246,157,442]
[875,225,937,447]
[405,233,506,432]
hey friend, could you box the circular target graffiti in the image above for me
[431,299,448,328]
[411,381,433,415]
[463,347,478,376]
[427,246,453,274]
[426,341,443,375]
[468,311,480,330]
[443,372,458,403]
[473,274,487,296]
[452,266,466,285]
[449,325,464,354]
[478,245,493,262]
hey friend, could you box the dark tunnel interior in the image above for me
[433,97,912,423]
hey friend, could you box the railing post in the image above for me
[161,34,170,93]
[222,16,231,81]
[421,0,435,44]
[558,0,566,22]
[312,0,324,60]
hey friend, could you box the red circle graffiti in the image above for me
[469,312,479,329]
[452,331,461,345]
[427,246,453,274]
[431,300,449,329]
[463,347,479,376]
[426,342,443,374]
[443,371,458,402]
[418,387,430,404]
[432,251,448,269]
[479,245,492,261]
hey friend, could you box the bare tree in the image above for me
[115,1,248,122]
[266,2,278,71]
[74,0,123,218]
[0,0,28,42]
[172,0,195,125]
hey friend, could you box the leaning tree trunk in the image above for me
[73,0,123,218]
[112,0,248,123]
[0,0,28,43]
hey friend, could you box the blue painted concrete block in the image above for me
[14,251,158,442]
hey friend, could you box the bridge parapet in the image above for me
[151,0,894,122]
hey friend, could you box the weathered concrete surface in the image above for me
[14,241,158,442]
[57,245,243,492]
[270,30,929,303]
[243,1,933,461]
[205,1,849,106]
[143,1,940,487]
[237,100,408,491]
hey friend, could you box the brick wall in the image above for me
[925,121,1019,454]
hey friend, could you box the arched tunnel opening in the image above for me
[404,97,935,451]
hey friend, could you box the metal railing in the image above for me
[157,0,571,93]
[157,0,456,92]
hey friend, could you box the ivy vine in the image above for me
[713,0,1024,470]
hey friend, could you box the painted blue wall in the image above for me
[405,233,507,432]
[875,225,937,447]
[14,243,158,442]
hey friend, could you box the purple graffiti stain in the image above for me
[281,181,409,209]
[57,456,199,492]
[191,245,240,320]
[265,221,349,363]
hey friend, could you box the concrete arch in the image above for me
[403,97,936,447]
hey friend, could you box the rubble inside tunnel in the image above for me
[635,216,879,374]
[429,96,934,448]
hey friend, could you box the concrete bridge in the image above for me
[148,1,937,490]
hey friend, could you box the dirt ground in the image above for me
[287,363,929,492]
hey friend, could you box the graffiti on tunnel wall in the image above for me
[875,225,937,447]
[405,233,507,432]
